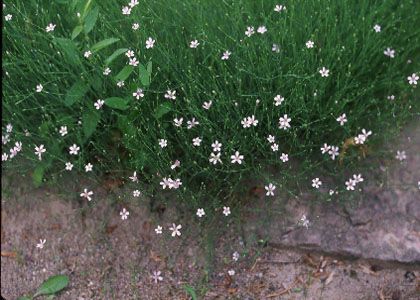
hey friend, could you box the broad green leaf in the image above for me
[183,285,197,300]
[91,38,120,53]
[84,6,99,34]
[81,0,94,20]
[147,61,152,75]
[104,97,130,110]
[115,65,134,81]
[139,64,150,87]
[105,48,128,65]
[71,25,83,40]
[53,38,81,66]
[64,81,89,107]
[82,110,100,139]
[33,275,69,297]
[32,165,44,187]
[91,75,103,93]
[154,102,173,119]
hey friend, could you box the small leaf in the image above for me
[33,275,69,297]
[84,6,99,34]
[64,81,89,107]
[104,97,130,110]
[115,65,134,81]
[139,64,150,87]
[91,38,120,53]
[154,102,173,119]
[105,48,128,65]
[17,297,32,300]
[183,285,197,300]
[33,165,45,187]
[82,110,100,139]
[71,25,83,40]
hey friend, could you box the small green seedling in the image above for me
[17,275,69,299]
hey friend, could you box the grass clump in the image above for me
[2,0,419,209]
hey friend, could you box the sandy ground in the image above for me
[1,176,419,300]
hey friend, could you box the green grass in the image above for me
[2,0,419,210]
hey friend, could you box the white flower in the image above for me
[278,114,291,130]
[160,178,170,189]
[387,95,395,101]
[306,40,314,48]
[312,178,322,189]
[336,113,347,125]
[146,37,156,49]
[257,26,267,34]
[155,225,162,234]
[190,40,200,48]
[125,50,134,57]
[169,223,182,237]
[272,44,280,53]
[319,67,330,77]
[120,208,129,220]
[59,126,68,136]
[171,160,180,169]
[65,162,73,171]
[274,4,286,12]
[129,57,139,66]
[34,145,46,160]
[133,88,144,99]
[165,90,176,100]
[45,23,56,32]
[6,124,13,133]
[133,190,141,197]
[85,163,93,172]
[69,144,80,155]
[241,115,258,128]
[266,135,275,144]
[2,153,8,161]
[280,153,289,162]
[94,99,105,110]
[36,84,43,92]
[129,0,139,8]
[209,152,222,165]
[231,151,244,164]
[151,271,163,283]
[352,174,364,183]
[373,24,381,32]
[271,143,279,152]
[173,117,183,127]
[299,215,310,228]
[245,26,255,37]
[274,95,284,106]
[80,188,93,201]
[345,179,356,191]
[117,80,125,87]
[202,100,212,110]
[36,239,46,249]
[122,6,131,15]
[221,50,231,60]
[192,137,202,146]
[84,50,92,58]
[223,206,231,216]
[328,146,339,160]
[407,73,419,85]
[228,269,235,276]
[159,139,167,148]
[187,118,199,129]
[232,251,240,261]
[103,67,111,75]
[132,23,139,30]
[329,189,335,195]
[395,150,406,161]
[265,183,276,196]
[196,208,205,218]
[384,48,395,58]
[129,171,138,182]
[5,14,12,21]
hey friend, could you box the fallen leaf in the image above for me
[1,251,17,258]
[325,271,335,285]
[150,250,163,263]
[105,224,118,234]
[249,186,265,199]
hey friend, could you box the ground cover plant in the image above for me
[2,0,419,223]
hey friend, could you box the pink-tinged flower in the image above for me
[407,73,419,85]
[120,208,129,220]
[80,188,93,201]
[223,206,231,216]
[34,144,46,160]
[69,144,80,155]
[151,271,163,283]
[230,151,244,164]
[169,223,182,237]
[265,183,276,196]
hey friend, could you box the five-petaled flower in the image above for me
[120,208,129,220]
[265,183,276,196]
[312,178,322,189]
[146,37,156,49]
[231,151,244,164]
[80,188,93,201]
[69,144,80,155]
[34,144,46,160]
[196,208,205,218]
[319,67,330,77]
[169,223,182,237]
[407,73,418,85]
